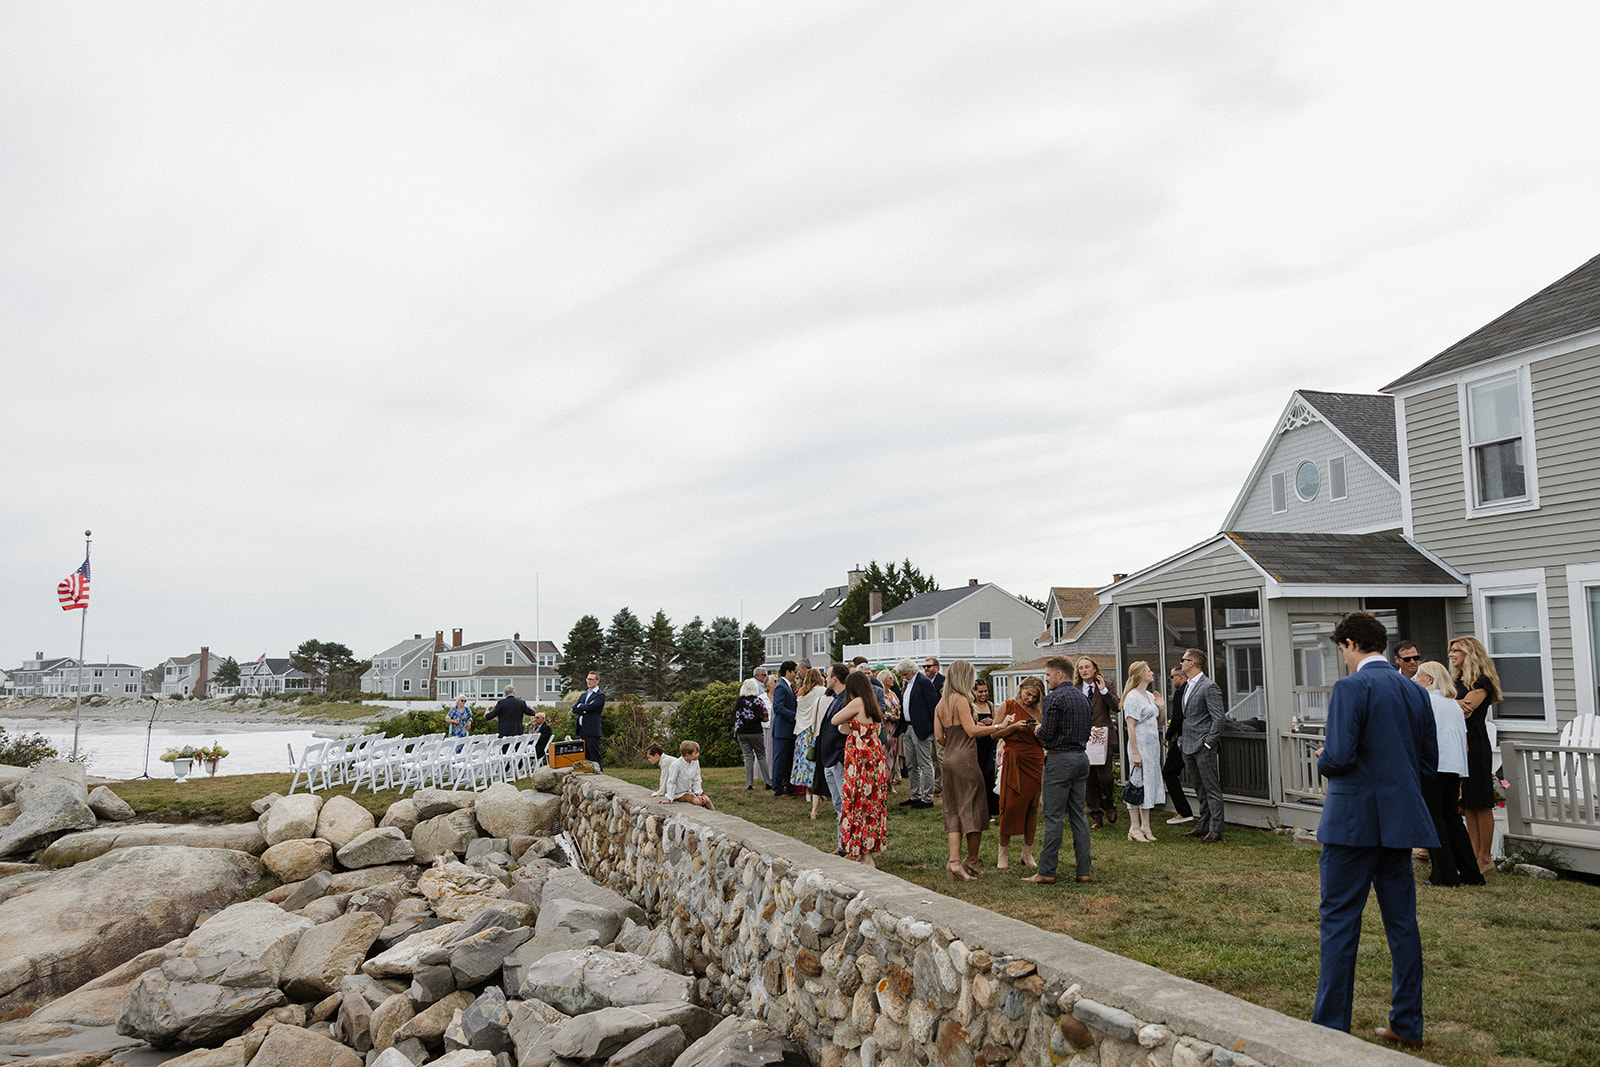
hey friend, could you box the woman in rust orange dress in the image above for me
[994,676,1046,869]
[832,671,889,868]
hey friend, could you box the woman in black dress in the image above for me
[1448,636,1503,875]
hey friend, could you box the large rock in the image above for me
[378,798,418,834]
[550,1003,719,1061]
[519,897,624,959]
[24,941,185,1027]
[540,867,646,925]
[414,789,477,821]
[513,948,695,1015]
[609,1025,688,1067]
[458,985,515,1055]
[674,1015,808,1067]
[0,845,262,1014]
[418,860,502,911]
[263,793,323,846]
[282,910,386,999]
[39,823,266,866]
[87,784,135,821]
[363,921,463,978]
[117,957,288,1048]
[0,760,98,857]
[249,1023,363,1067]
[370,991,415,1050]
[412,810,479,862]
[316,794,377,850]
[394,989,475,1043]
[337,827,416,869]
[184,899,314,986]
[430,1052,497,1067]
[261,837,336,882]
[450,924,533,987]
[472,784,561,838]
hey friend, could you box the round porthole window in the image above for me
[1295,460,1320,502]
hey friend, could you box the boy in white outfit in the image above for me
[660,741,716,810]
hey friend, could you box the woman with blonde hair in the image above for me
[933,659,1012,880]
[1415,660,1484,887]
[1449,636,1503,874]
[792,669,826,816]
[1119,661,1166,842]
[994,676,1046,868]
[877,669,904,788]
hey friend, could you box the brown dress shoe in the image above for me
[1075,875,1093,884]
[1020,874,1057,885]
[1201,832,1222,843]
[1373,1027,1423,1049]
[1181,829,1204,838]
[1090,818,1104,829]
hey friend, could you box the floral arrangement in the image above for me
[198,743,230,761]
[159,744,202,763]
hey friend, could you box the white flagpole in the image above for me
[534,572,541,701]
[71,529,91,760]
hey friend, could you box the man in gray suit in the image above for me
[1179,648,1226,842]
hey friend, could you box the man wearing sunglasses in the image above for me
[1392,641,1421,680]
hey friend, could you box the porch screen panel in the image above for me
[1118,603,1160,690]
[1209,592,1269,799]
[1160,601,1206,687]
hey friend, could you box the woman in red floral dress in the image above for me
[832,671,889,867]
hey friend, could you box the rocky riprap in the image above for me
[0,761,805,1067]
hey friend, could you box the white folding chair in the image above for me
[288,740,328,794]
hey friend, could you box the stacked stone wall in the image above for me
[563,776,1420,1067]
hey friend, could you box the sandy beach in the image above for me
[0,695,382,728]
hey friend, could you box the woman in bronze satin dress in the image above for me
[934,660,1012,881]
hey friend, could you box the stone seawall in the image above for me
[563,775,1420,1067]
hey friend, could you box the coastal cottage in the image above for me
[433,629,564,702]
[988,586,1118,702]
[843,580,1043,671]
[760,568,862,671]
[359,632,442,698]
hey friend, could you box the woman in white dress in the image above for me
[1120,660,1166,842]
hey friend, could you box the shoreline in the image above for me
[0,695,383,729]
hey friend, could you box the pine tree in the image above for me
[676,617,709,692]
[704,616,742,684]
[641,609,678,700]
[603,607,646,695]
[742,621,766,676]
[562,615,605,692]
[829,559,939,660]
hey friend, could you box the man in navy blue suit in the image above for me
[1311,611,1439,1050]
[897,659,939,809]
[770,661,800,797]
[573,671,606,770]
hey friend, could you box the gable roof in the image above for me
[1033,587,1109,647]
[1293,390,1399,482]
[873,584,986,624]
[1385,253,1600,392]
[764,583,850,635]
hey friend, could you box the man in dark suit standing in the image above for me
[897,659,938,809]
[485,685,529,738]
[1162,666,1195,824]
[573,671,606,770]
[1312,611,1438,1050]
[771,661,800,797]
[815,663,853,851]
[1178,648,1226,842]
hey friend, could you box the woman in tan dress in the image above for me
[934,660,1012,881]
[994,676,1045,869]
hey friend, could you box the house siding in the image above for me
[934,588,1043,648]
[1232,419,1401,534]
[1110,543,1265,603]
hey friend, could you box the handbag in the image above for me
[1086,726,1109,765]
[805,742,817,761]
[1122,765,1145,807]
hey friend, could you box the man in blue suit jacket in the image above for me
[770,661,800,797]
[1311,612,1439,1050]
[897,659,939,809]
[573,671,606,770]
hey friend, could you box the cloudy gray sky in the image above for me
[5,3,1599,672]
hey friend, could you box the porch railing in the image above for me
[1501,740,1600,835]
[1280,725,1326,802]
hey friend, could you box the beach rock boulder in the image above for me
[183,899,315,986]
[512,947,694,1014]
[87,785,135,821]
[674,1015,808,1067]
[0,844,262,1014]
[413,789,477,821]
[378,798,418,835]
[38,823,267,867]
[473,784,561,838]
[0,760,98,858]
[316,794,376,850]
[412,809,479,862]
[261,837,335,882]
[263,793,323,846]
[249,1022,363,1067]
[336,827,415,869]
[550,1003,718,1061]
[281,910,386,999]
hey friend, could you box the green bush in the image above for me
[0,725,60,767]
[368,705,496,738]
[666,682,740,767]
[599,694,667,768]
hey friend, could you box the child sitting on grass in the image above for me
[659,740,716,810]
[646,743,678,797]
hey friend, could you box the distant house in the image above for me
[988,587,1118,702]
[157,648,223,698]
[433,630,565,702]
[360,633,444,698]
[760,569,863,671]
[238,657,313,695]
[842,580,1043,670]
[10,655,143,698]
[11,653,77,697]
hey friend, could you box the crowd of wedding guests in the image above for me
[648,638,1504,889]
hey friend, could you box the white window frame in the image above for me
[912,623,928,641]
[1329,455,1347,501]
[1566,562,1600,720]
[883,626,895,643]
[475,653,485,667]
[979,621,992,640]
[402,678,412,693]
[505,650,514,666]
[1472,567,1557,732]
[812,631,825,654]
[1458,364,1540,519]
[420,657,429,670]
[1270,472,1287,514]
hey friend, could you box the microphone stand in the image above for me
[134,697,160,780]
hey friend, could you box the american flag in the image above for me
[57,558,90,611]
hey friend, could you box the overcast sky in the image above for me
[4,3,1599,673]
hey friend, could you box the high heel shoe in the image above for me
[1021,853,1037,869]
[1128,830,1141,842]
[996,853,1009,870]
[962,859,982,876]
[946,862,974,882]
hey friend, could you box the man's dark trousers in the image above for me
[1312,843,1423,1037]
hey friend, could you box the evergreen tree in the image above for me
[562,615,605,692]
[741,621,765,676]
[603,607,646,695]
[676,617,709,693]
[289,640,360,693]
[704,616,742,684]
[829,559,939,660]
[641,609,678,701]
[213,656,241,688]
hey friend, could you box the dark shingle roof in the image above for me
[873,584,986,624]
[764,584,850,634]
[1296,390,1399,482]
[1225,531,1462,586]
[1385,253,1600,391]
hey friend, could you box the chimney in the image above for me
[968,578,978,587]
[452,629,463,648]
[514,633,520,641]
[414,634,421,640]
[869,590,883,620]
[195,646,210,700]
[847,565,865,590]
[1113,573,1128,582]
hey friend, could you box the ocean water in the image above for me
[2,717,355,780]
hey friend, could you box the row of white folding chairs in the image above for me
[290,730,544,794]
[289,735,380,793]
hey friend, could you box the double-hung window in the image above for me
[1567,563,1600,719]
[1462,368,1538,514]
[1472,568,1555,729]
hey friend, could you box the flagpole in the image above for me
[71,530,91,760]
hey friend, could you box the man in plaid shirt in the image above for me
[1023,656,1094,884]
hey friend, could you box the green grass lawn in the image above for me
[107,766,1598,1067]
